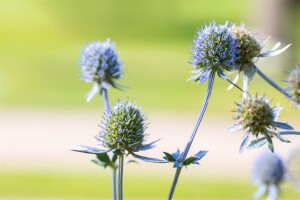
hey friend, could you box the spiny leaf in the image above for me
[163,152,176,162]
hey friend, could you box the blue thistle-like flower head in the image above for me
[98,100,148,153]
[228,94,296,153]
[229,23,262,71]
[189,21,240,83]
[252,151,285,186]
[79,39,124,101]
[285,66,300,108]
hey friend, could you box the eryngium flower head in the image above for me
[252,151,285,186]
[287,148,300,189]
[230,24,262,71]
[80,39,123,89]
[285,66,300,107]
[190,22,239,83]
[98,100,147,153]
[234,95,280,137]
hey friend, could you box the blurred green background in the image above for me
[1,0,299,199]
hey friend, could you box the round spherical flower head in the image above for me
[286,66,300,107]
[80,39,122,88]
[252,152,285,186]
[191,21,240,72]
[229,24,262,71]
[98,100,147,153]
[234,95,280,137]
[288,148,300,188]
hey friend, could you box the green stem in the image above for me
[101,88,117,200]
[111,168,117,200]
[256,67,292,99]
[118,154,124,200]
[167,72,215,200]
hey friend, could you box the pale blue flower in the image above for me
[79,39,124,102]
[252,152,285,200]
[189,21,240,84]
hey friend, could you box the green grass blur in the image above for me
[1,1,300,199]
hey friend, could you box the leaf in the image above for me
[172,149,181,160]
[227,73,239,90]
[247,137,267,150]
[86,83,99,103]
[96,153,111,164]
[139,139,161,151]
[112,151,119,162]
[252,185,268,200]
[71,145,109,154]
[276,135,290,143]
[183,156,198,166]
[131,153,168,163]
[243,64,257,81]
[267,184,279,200]
[279,131,300,135]
[271,42,281,51]
[273,122,294,130]
[239,134,250,153]
[163,152,176,162]
[265,135,274,153]
[226,124,243,132]
[194,150,208,160]
[258,44,291,57]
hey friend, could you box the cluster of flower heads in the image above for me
[252,152,285,200]
[80,39,124,102]
[228,94,295,153]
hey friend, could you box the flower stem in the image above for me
[101,88,117,200]
[243,73,249,99]
[256,67,292,99]
[118,154,124,200]
[167,72,215,200]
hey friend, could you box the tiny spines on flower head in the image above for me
[229,23,262,71]
[227,94,296,153]
[285,66,300,107]
[98,100,147,153]
[79,39,124,101]
[189,21,240,83]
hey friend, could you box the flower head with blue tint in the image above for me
[79,39,124,102]
[227,94,297,153]
[230,23,262,71]
[252,151,285,200]
[189,21,240,84]
[285,66,300,108]
[73,99,165,163]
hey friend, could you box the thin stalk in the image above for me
[243,73,249,99]
[101,88,117,200]
[167,72,215,200]
[256,67,292,99]
[118,154,124,200]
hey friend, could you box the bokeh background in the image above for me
[1,0,299,199]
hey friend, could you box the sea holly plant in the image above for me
[227,94,300,153]
[73,100,165,200]
[227,23,293,100]
[78,38,125,200]
[252,152,285,200]
[165,21,242,200]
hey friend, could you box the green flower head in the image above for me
[98,100,147,153]
[286,66,300,107]
[229,24,262,71]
